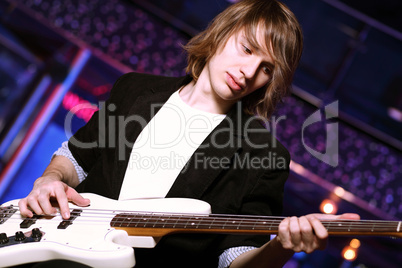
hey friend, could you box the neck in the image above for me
[111,212,402,239]
[179,74,234,115]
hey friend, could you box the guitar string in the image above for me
[2,221,399,233]
[2,206,400,226]
[109,217,400,231]
[2,208,400,231]
[4,217,399,233]
[2,205,401,225]
[4,216,399,232]
[3,211,400,228]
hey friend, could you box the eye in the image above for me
[242,44,252,54]
[262,66,272,75]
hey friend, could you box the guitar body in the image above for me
[0,193,211,268]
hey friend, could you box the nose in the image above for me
[240,58,260,79]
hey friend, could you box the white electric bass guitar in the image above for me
[1,193,401,267]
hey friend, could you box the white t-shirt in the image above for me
[118,90,226,200]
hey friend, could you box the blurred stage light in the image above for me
[334,186,345,197]
[342,245,358,261]
[350,238,361,249]
[320,199,338,214]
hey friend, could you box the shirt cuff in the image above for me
[52,141,87,183]
[218,246,256,268]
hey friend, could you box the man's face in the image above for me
[206,27,275,104]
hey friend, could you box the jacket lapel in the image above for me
[166,102,247,199]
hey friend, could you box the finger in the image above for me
[308,215,328,250]
[25,195,46,216]
[54,186,71,219]
[66,187,90,207]
[289,216,302,250]
[298,216,315,253]
[338,213,360,220]
[18,199,33,218]
[278,217,292,249]
[311,213,360,221]
[37,194,58,215]
[307,215,328,239]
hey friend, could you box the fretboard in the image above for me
[111,213,402,238]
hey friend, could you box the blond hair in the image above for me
[184,0,303,119]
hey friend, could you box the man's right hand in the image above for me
[18,176,90,220]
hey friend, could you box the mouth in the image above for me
[226,73,245,91]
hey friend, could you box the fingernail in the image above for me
[63,212,70,219]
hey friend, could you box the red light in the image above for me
[62,92,98,122]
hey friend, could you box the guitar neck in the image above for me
[111,213,402,238]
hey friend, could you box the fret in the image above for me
[148,214,160,228]
[128,214,135,226]
[224,218,238,230]
[153,214,162,228]
[237,219,243,230]
[251,220,257,230]
[256,220,268,231]
[219,216,246,230]
[144,214,151,228]
[111,214,125,227]
[197,216,211,229]
[167,215,177,228]
[371,222,376,233]
[162,215,170,228]
[120,214,127,227]
[177,215,190,229]
[172,215,180,229]
[269,219,274,231]
[123,214,133,227]
[239,218,257,230]
[133,214,141,228]
[179,216,190,229]
[209,216,215,229]
[194,216,206,229]
[221,218,227,230]
[183,216,192,229]
[137,214,145,227]
[192,216,202,229]
[187,218,198,229]
[325,221,331,232]
[132,213,152,228]
[160,215,175,228]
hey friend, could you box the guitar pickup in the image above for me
[20,214,42,229]
[57,209,82,229]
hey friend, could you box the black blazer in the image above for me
[70,72,290,267]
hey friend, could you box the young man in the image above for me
[19,0,359,267]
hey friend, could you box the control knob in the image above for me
[0,233,9,244]
[15,231,26,241]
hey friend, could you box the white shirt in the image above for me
[118,90,226,200]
